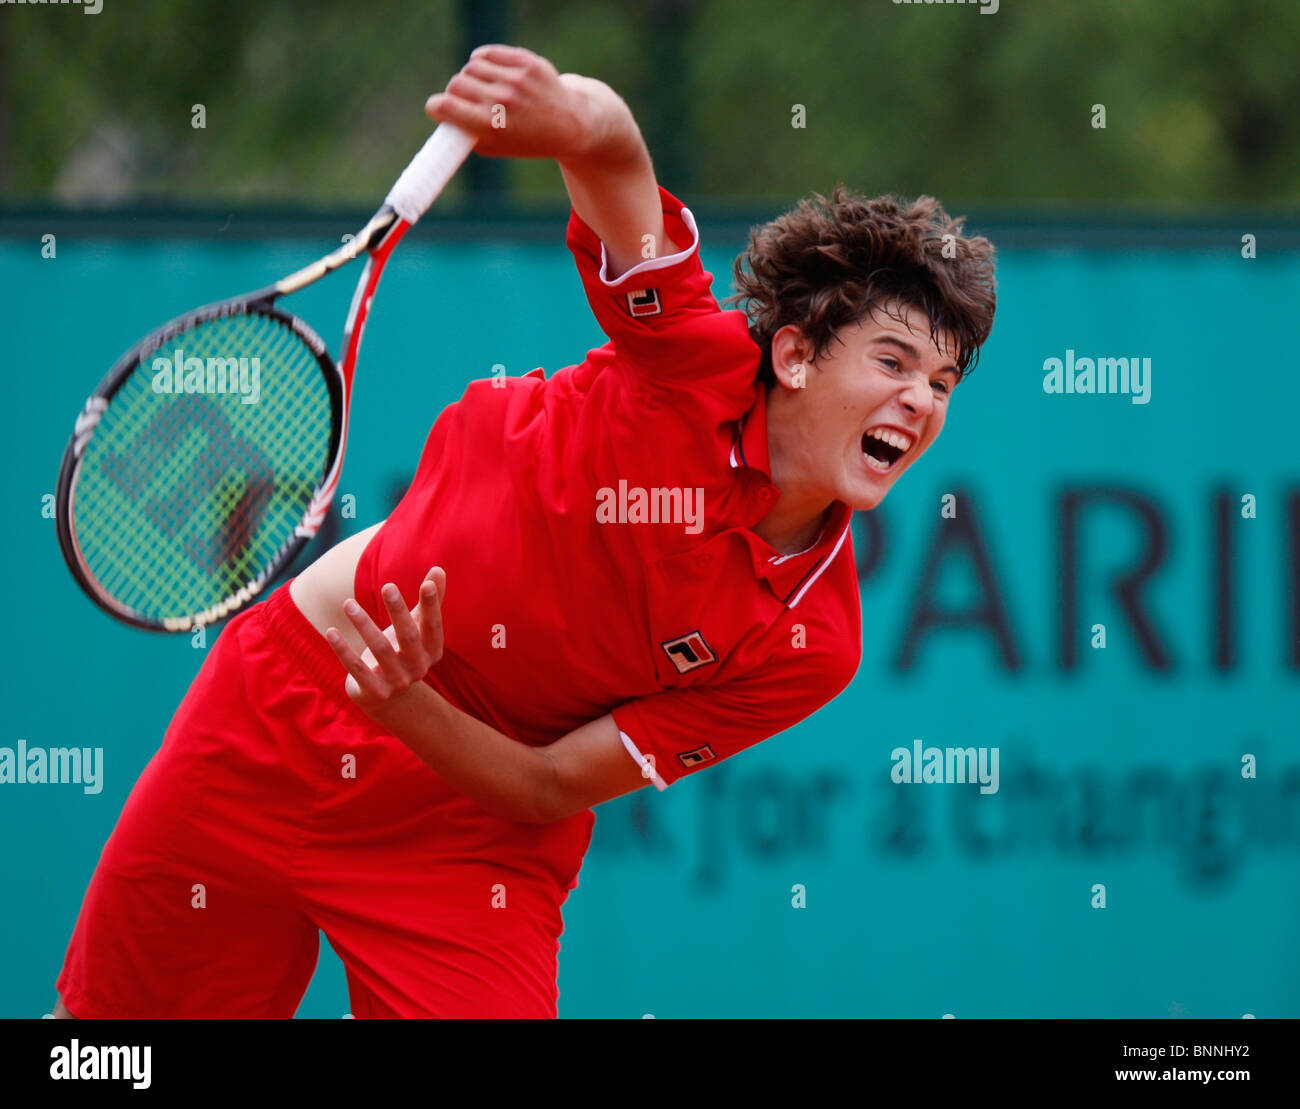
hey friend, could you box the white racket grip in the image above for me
[384,123,476,224]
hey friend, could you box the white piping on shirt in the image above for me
[787,521,852,608]
[728,412,748,470]
[598,207,701,288]
[769,526,825,565]
[619,730,669,792]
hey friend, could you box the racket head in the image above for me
[56,299,344,632]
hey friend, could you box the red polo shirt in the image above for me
[353,186,862,788]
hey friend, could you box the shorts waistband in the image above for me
[256,578,369,721]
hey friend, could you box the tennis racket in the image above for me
[55,122,476,631]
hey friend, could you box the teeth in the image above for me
[866,427,915,452]
[863,452,892,472]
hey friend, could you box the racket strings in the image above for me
[73,311,333,622]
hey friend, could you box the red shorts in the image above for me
[56,579,594,1018]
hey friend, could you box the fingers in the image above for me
[342,599,405,684]
[445,71,498,105]
[417,571,445,660]
[425,90,494,132]
[469,43,537,67]
[326,576,447,707]
[428,45,560,147]
[429,60,520,131]
[462,57,519,87]
[381,583,425,665]
[324,626,392,702]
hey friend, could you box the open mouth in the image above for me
[861,426,915,473]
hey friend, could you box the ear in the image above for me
[770,324,814,391]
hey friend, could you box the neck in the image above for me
[754,386,835,554]
[753,493,833,555]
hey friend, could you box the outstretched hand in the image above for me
[324,567,446,714]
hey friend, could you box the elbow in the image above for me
[476,790,554,826]
[512,751,570,825]
[510,796,570,825]
[514,800,565,825]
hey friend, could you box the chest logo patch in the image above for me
[625,288,662,317]
[662,630,716,673]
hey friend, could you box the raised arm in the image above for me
[426,43,666,278]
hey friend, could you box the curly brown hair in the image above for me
[726,188,997,387]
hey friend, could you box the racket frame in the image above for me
[55,122,473,632]
[55,207,407,632]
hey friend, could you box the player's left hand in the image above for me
[324,566,446,712]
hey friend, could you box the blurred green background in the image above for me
[5,0,1300,213]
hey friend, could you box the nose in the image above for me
[898,371,934,418]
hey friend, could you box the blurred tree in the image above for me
[461,0,508,201]
[4,0,1298,210]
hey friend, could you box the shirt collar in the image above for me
[749,499,854,605]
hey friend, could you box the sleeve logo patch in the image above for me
[678,744,716,768]
[662,630,716,673]
[626,288,662,317]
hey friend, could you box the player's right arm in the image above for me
[431,44,755,417]
[426,44,664,278]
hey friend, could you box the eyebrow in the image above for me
[872,335,960,376]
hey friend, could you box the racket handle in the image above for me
[385,123,477,225]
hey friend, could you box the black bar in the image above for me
[0,1017,1292,1097]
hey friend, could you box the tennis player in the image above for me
[54,44,996,1018]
